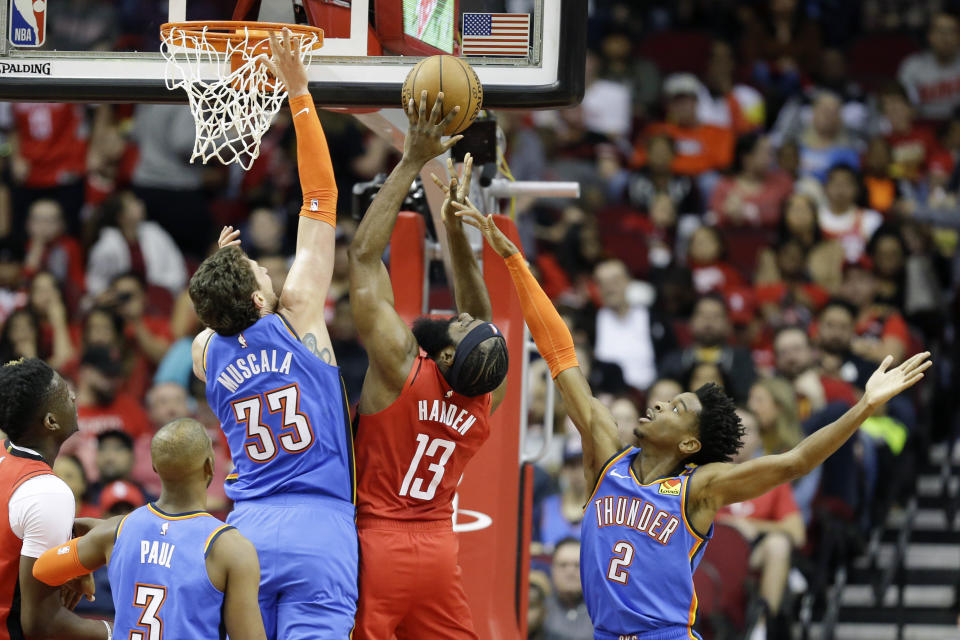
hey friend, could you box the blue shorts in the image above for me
[228,493,358,639]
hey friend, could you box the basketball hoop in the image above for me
[160,21,324,169]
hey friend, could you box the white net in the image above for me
[160,24,321,170]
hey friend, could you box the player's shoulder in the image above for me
[192,328,216,378]
[207,526,258,567]
[10,471,71,500]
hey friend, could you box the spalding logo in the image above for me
[658,478,682,496]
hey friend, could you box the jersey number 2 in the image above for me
[232,384,314,462]
[606,541,635,585]
[399,434,456,501]
[130,584,166,640]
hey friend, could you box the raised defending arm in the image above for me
[455,204,622,486]
[687,352,931,533]
[348,92,461,414]
[265,30,338,362]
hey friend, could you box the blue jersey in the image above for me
[203,314,354,503]
[109,504,233,640]
[581,448,713,640]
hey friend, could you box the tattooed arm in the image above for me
[302,332,333,364]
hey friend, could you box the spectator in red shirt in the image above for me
[718,408,806,636]
[22,199,84,312]
[773,326,858,421]
[840,260,909,364]
[26,271,76,371]
[631,74,735,176]
[59,345,152,481]
[710,132,794,227]
[687,225,743,295]
[98,272,173,399]
[755,238,830,331]
[880,83,945,181]
[9,103,89,235]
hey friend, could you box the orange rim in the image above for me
[160,21,324,52]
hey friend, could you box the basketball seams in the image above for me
[401,55,482,137]
[449,57,471,134]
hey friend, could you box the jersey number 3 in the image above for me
[606,541,635,585]
[232,384,314,462]
[399,433,456,501]
[130,584,166,640]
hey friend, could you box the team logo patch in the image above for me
[310,199,319,211]
[9,0,45,47]
[57,545,70,555]
[658,478,682,496]
[160,522,169,536]
[238,333,248,349]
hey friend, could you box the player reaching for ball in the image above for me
[454,202,932,640]
[348,91,509,639]
[187,30,357,639]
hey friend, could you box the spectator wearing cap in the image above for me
[542,538,593,640]
[819,164,884,263]
[630,73,735,177]
[794,91,862,184]
[773,326,857,421]
[536,437,587,549]
[841,259,909,365]
[88,430,152,507]
[709,132,794,228]
[59,346,151,481]
[898,12,960,122]
[98,479,146,518]
[717,409,805,640]
[659,295,756,403]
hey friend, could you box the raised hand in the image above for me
[218,225,242,250]
[266,27,309,98]
[403,90,462,166]
[452,201,520,259]
[863,351,932,409]
[431,152,473,230]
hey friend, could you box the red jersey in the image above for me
[0,441,53,640]
[12,103,88,188]
[355,355,492,522]
[718,482,798,522]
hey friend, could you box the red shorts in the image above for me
[354,518,478,640]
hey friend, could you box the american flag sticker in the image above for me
[461,13,530,57]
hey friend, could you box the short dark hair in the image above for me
[453,337,509,397]
[693,293,728,317]
[819,297,858,320]
[97,429,133,451]
[189,246,260,336]
[553,536,580,558]
[686,383,744,465]
[732,131,764,174]
[0,358,56,442]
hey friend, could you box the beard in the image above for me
[411,316,454,358]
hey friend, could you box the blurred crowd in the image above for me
[0,0,958,637]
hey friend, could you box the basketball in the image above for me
[401,55,483,136]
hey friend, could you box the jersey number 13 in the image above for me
[399,433,456,501]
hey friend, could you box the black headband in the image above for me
[447,322,503,390]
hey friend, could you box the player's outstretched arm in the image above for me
[266,29,338,362]
[349,92,461,413]
[26,517,122,639]
[455,204,622,484]
[209,529,267,640]
[688,352,931,529]
[433,156,507,411]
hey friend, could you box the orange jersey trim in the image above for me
[147,504,212,521]
[203,524,233,555]
[585,448,632,508]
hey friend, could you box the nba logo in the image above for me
[9,0,45,47]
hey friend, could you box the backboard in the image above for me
[0,0,585,108]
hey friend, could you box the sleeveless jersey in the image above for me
[109,504,232,639]
[204,314,354,503]
[355,355,492,521]
[581,448,713,640]
[0,441,52,640]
